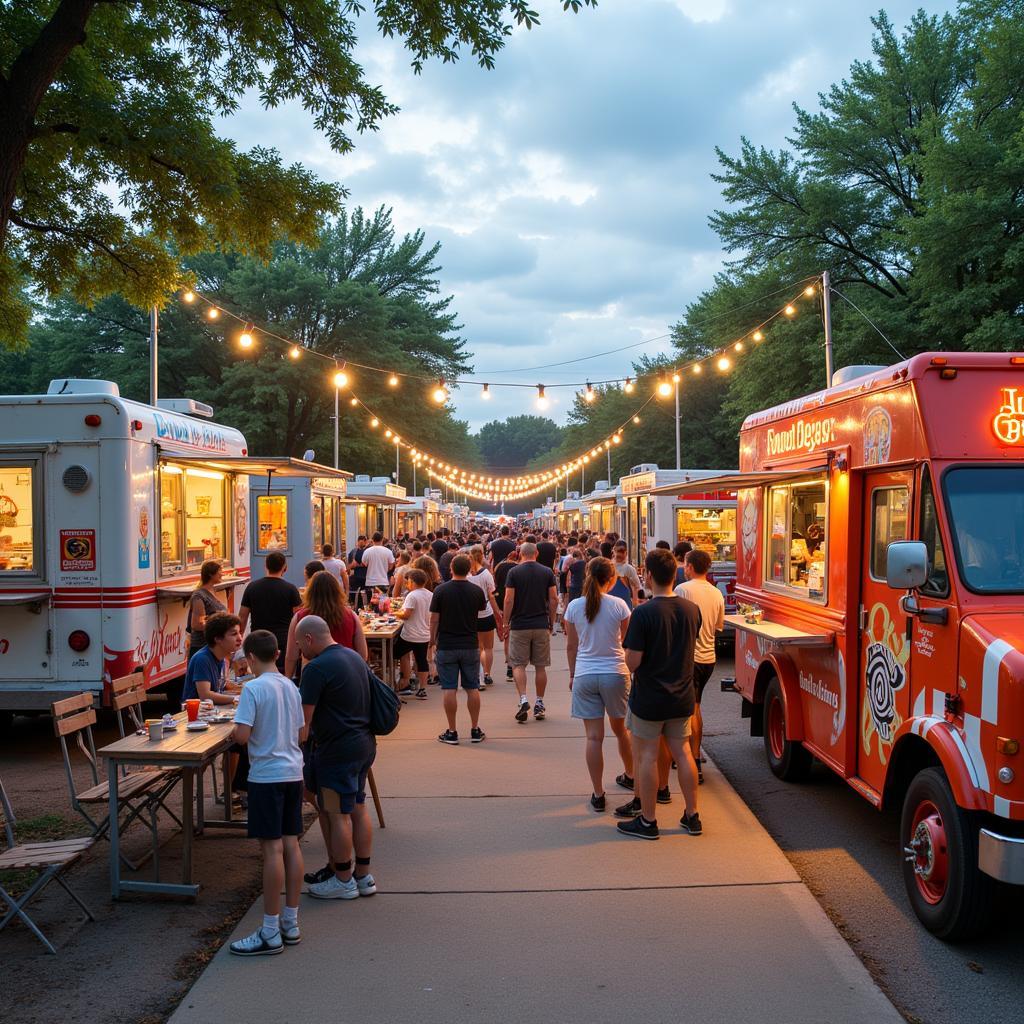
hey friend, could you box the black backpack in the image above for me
[368,670,400,735]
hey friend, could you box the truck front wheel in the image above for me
[900,767,992,940]
[762,677,811,781]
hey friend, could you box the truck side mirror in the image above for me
[886,541,928,591]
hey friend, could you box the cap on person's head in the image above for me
[451,554,472,577]
[243,629,279,664]
[265,550,287,574]
[644,548,677,588]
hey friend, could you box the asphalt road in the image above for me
[701,656,1024,1024]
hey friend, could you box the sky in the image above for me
[224,0,956,432]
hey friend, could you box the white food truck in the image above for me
[247,462,354,589]
[0,379,258,719]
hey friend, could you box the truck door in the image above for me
[858,471,914,794]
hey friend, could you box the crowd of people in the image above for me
[181,521,724,958]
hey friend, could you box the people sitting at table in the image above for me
[183,611,243,706]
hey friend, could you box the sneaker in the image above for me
[514,702,529,724]
[230,927,283,956]
[533,700,545,720]
[280,922,301,945]
[615,772,634,791]
[303,863,333,885]
[471,727,486,743]
[428,675,440,685]
[590,793,606,813]
[414,688,428,700]
[483,675,494,686]
[506,666,514,680]
[614,797,641,819]
[438,729,459,745]
[616,816,660,840]
[355,873,377,897]
[680,812,703,836]
[308,875,359,900]
[657,786,671,804]
[396,685,416,697]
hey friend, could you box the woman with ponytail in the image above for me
[564,556,634,812]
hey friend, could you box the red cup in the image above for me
[184,699,200,722]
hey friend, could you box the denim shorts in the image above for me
[436,647,481,690]
[626,711,692,740]
[571,672,630,720]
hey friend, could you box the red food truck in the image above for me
[678,353,1024,939]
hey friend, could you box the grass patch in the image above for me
[1,814,83,896]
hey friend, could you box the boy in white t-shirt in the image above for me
[394,568,432,699]
[228,630,306,957]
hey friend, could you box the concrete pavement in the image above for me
[170,635,902,1024]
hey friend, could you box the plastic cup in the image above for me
[184,699,200,722]
[148,721,164,742]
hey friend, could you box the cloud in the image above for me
[221,0,958,440]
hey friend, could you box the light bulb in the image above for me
[734,341,744,352]
[672,372,681,383]
[350,397,358,406]
[239,331,253,349]
[182,290,196,303]
[370,418,379,428]
[481,384,491,400]
[613,434,621,444]
[584,382,595,403]
[692,364,702,374]
[206,307,220,320]
[385,429,392,438]
[804,285,816,297]
[432,380,447,404]
[717,357,731,372]
[289,346,301,359]
[333,370,348,389]
[784,304,796,316]
[657,380,673,398]
[633,416,641,424]
[536,384,548,410]
[388,374,399,387]
[624,377,634,394]
[753,330,763,342]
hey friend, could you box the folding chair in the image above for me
[51,693,165,870]
[0,775,95,954]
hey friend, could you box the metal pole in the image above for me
[333,386,339,469]
[395,444,400,486]
[149,305,158,406]
[413,461,417,496]
[607,447,612,483]
[674,378,681,470]
[822,270,834,388]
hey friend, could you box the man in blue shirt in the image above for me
[183,612,243,706]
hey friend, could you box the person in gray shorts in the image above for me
[502,542,558,724]
[564,557,634,813]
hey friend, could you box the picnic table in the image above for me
[99,711,244,899]
[362,619,402,689]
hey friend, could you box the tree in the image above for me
[9,207,481,478]
[0,0,597,346]
[475,414,564,469]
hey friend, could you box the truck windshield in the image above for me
[944,467,1024,594]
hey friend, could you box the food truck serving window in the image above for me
[676,507,737,562]
[160,464,228,574]
[0,463,39,574]
[256,494,289,552]
[944,466,1024,594]
[766,477,828,601]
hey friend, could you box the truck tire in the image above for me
[763,676,812,781]
[900,767,993,940]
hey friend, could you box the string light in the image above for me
[388,373,399,387]
[672,372,681,384]
[206,307,219,320]
[657,379,673,398]
[481,383,491,400]
[584,382,596,403]
[350,397,359,406]
[333,369,349,389]
[784,304,796,316]
[753,331,763,342]
[432,379,448,404]
[624,377,634,394]
[370,417,379,428]
[385,429,392,438]
[239,325,254,349]
[633,416,641,424]
[803,285,816,297]
[734,341,744,352]
[692,364,702,374]
[289,346,301,359]
[717,356,731,372]
[182,290,196,303]
[536,384,548,410]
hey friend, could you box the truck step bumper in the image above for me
[979,828,1024,884]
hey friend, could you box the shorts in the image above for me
[571,672,630,719]
[246,780,304,839]
[626,710,692,740]
[508,628,551,668]
[477,615,496,633]
[436,647,481,690]
[694,662,715,703]
[395,635,429,673]
[304,754,375,815]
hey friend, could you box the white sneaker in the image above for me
[280,922,301,945]
[229,927,283,956]
[355,873,377,897]
[308,875,359,900]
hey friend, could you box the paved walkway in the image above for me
[171,635,901,1024]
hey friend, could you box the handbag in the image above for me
[368,669,401,735]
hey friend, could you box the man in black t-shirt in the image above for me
[616,547,702,841]
[347,536,368,606]
[488,526,515,570]
[239,552,302,671]
[536,532,558,570]
[502,543,557,724]
[438,541,459,582]
[431,532,449,563]
[430,554,487,745]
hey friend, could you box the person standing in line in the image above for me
[321,544,349,591]
[566,547,586,606]
[393,568,432,699]
[228,630,306,956]
[488,525,515,571]
[298,616,380,901]
[494,546,519,681]
[565,557,634,812]
[361,532,395,599]
[672,541,693,588]
[239,551,302,673]
[502,542,558,724]
[438,540,459,582]
[467,545,502,687]
[431,530,449,563]
[615,548,702,840]
[536,532,558,571]
[674,548,724,785]
[187,559,227,661]
[390,550,412,597]
[430,554,487,745]
[610,541,641,609]
[347,536,368,608]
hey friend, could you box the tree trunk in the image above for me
[0,0,97,249]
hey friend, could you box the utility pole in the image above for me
[395,443,400,486]
[674,376,681,470]
[607,447,612,483]
[822,270,835,388]
[149,305,158,406]
[333,386,339,469]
